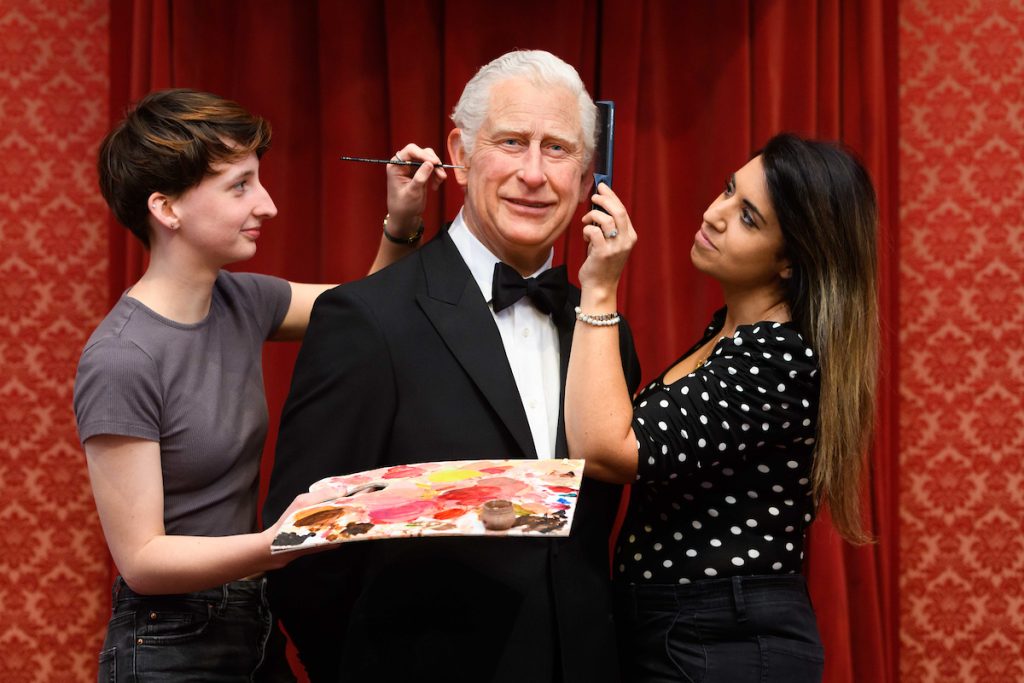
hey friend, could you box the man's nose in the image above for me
[517,144,546,187]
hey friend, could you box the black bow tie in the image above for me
[491,262,568,317]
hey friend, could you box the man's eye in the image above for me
[233,181,247,191]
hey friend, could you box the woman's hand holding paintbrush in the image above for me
[362,144,453,269]
[376,144,451,241]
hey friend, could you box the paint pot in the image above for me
[480,499,516,531]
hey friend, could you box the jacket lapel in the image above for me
[416,235,537,459]
[552,289,579,460]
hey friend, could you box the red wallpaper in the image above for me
[899,0,1023,681]
[1,0,1022,680]
[0,1,111,680]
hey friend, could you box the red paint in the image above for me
[368,500,437,523]
[546,486,576,493]
[438,485,505,506]
[480,466,510,474]
[433,508,467,520]
[437,477,527,506]
[382,465,426,479]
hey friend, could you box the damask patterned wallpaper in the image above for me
[0,1,111,680]
[0,0,1021,681]
[899,0,1023,681]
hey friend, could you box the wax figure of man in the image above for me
[263,50,641,683]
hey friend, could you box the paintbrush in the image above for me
[339,155,464,169]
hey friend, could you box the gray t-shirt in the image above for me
[74,270,291,537]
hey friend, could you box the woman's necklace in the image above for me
[664,337,718,384]
[691,338,717,372]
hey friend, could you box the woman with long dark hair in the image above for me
[566,133,879,682]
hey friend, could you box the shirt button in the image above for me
[149,612,158,621]
[522,327,531,338]
[528,400,538,410]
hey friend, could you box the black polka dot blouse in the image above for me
[616,308,820,585]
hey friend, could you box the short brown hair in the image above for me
[97,89,272,247]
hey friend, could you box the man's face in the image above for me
[448,77,590,274]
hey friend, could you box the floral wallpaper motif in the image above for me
[0,1,110,680]
[899,1,1024,681]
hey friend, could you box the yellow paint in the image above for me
[513,503,536,516]
[427,469,484,483]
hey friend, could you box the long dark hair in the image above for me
[761,133,879,544]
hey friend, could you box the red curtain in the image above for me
[108,2,899,681]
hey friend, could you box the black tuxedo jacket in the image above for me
[264,232,641,683]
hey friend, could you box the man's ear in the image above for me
[578,170,594,205]
[147,191,180,231]
[447,128,470,187]
[779,262,793,280]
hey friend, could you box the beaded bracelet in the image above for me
[574,306,621,327]
[383,214,425,245]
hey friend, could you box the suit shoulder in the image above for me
[320,249,427,306]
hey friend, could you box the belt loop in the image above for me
[219,581,230,611]
[732,576,747,622]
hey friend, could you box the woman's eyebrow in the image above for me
[743,197,767,225]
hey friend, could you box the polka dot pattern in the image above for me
[619,309,819,584]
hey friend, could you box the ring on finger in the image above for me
[607,229,619,239]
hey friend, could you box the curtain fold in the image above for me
[107,2,898,681]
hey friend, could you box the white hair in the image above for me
[451,50,597,163]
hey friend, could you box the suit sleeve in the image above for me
[262,286,397,678]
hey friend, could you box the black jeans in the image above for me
[97,576,294,682]
[615,575,824,683]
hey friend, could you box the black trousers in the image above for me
[98,576,294,683]
[615,575,824,683]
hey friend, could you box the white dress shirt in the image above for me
[448,211,561,459]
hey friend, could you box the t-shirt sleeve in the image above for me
[222,271,292,339]
[631,323,818,484]
[73,337,163,445]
